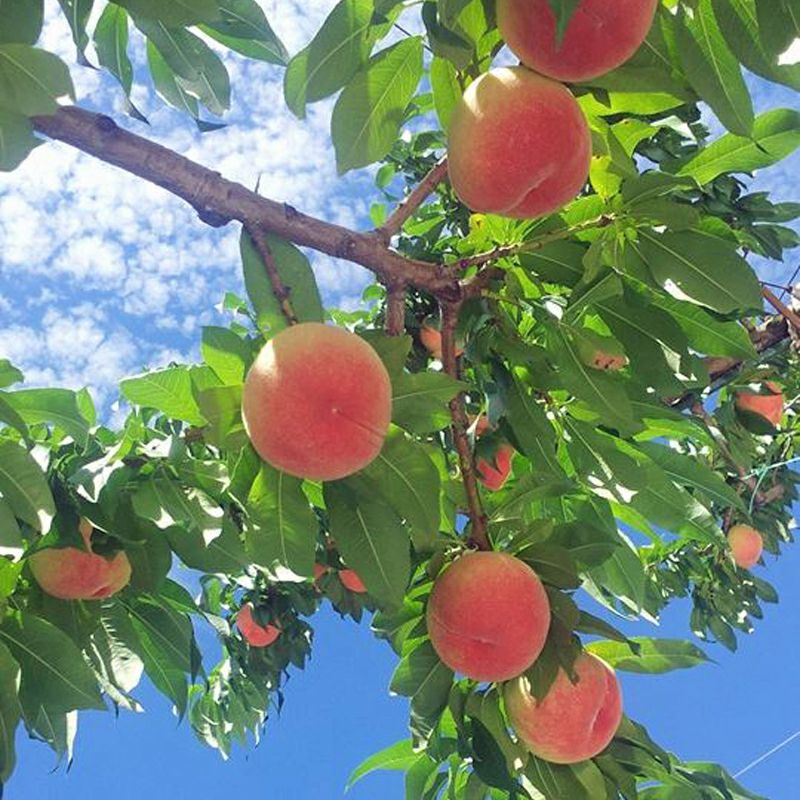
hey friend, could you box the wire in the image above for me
[734,728,800,779]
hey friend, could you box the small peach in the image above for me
[477,444,514,492]
[340,569,367,594]
[735,381,783,427]
[237,603,281,647]
[727,524,764,570]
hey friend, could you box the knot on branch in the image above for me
[93,113,118,134]
[197,208,231,227]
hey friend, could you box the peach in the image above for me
[735,381,783,427]
[447,67,591,219]
[29,519,131,601]
[242,323,392,481]
[477,444,514,491]
[505,652,623,764]
[237,603,281,647]
[427,552,550,682]
[727,524,764,570]
[313,563,329,582]
[420,323,463,361]
[497,0,659,83]
[340,569,367,594]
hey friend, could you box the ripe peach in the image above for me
[29,519,131,601]
[447,67,591,220]
[497,0,659,83]
[735,381,783,427]
[727,524,764,570]
[242,323,392,481]
[313,563,329,582]
[237,603,281,647]
[420,323,463,361]
[477,444,514,491]
[340,569,367,594]
[505,652,623,764]
[427,552,550,682]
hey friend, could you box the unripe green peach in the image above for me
[447,67,591,220]
[427,552,550,682]
[497,0,658,83]
[242,323,392,481]
[505,652,623,764]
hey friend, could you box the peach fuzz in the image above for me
[29,519,131,601]
[242,323,392,481]
[447,67,591,219]
[237,603,281,647]
[497,0,658,83]
[735,381,783,427]
[427,552,550,682]
[340,569,367,594]
[727,524,764,570]
[505,652,623,764]
[477,444,514,492]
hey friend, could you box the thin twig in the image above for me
[385,283,407,336]
[762,286,800,332]
[457,214,616,272]
[440,302,489,550]
[245,223,298,325]
[376,157,449,242]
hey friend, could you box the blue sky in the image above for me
[1,2,800,798]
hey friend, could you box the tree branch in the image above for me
[385,282,407,336]
[375,156,449,242]
[761,286,800,332]
[244,224,298,325]
[31,107,460,298]
[440,302,489,551]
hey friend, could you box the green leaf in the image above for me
[517,544,580,589]
[325,479,410,607]
[133,478,223,539]
[283,0,376,119]
[637,441,746,512]
[503,373,563,477]
[332,37,423,174]
[125,598,193,718]
[0,44,74,116]
[114,0,221,26]
[634,229,762,314]
[519,241,587,287]
[430,55,459,133]
[0,497,22,550]
[136,20,230,116]
[146,40,209,127]
[549,326,638,437]
[585,528,647,616]
[347,739,416,789]
[199,0,288,65]
[240,230,324,333]
[361,427,440,551]
[0,641,20,781]
[675,0,753,136]
[392,372,465,434]
[0,441,54,531]
[0,0,43,45]
[677,108,800,185]
[389,639,453,718]
[546,0,582,41]
[201,326,250,385]
[245,464,317,577]
[0,613,104,713]
[587,637,710,673]
[4,388,90,445]
[120,366,206,426]
[56,0,93,61]
[0,109,39,171]
[0,361,23,389]
[650,295,757,359]
[168,517,247,574]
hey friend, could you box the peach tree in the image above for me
[1,0,799,796]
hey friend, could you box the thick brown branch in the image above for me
[376,157,449,242]
[762,286,800,332]
[385,283,407,336]
[440,303,489,550]
[244,224,298,325]
[32,107,459,296]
